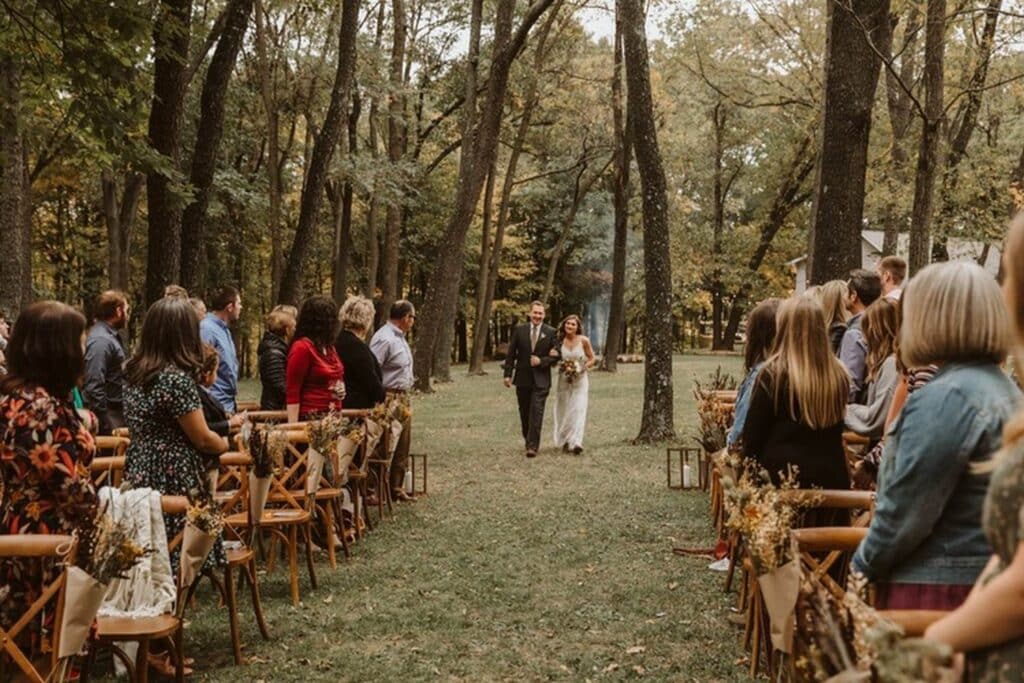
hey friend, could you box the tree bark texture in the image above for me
[254,0,284,302]
[807,0,890,285]
[278,0,361,306]
[332,91,361,302]
[907,0,945,275]
[620,0,675,442]
[0,54,26,316]
[144,0,193,307]
[469,158,497,375]
[180,0,254,292]
[102,170,144,291]
[380,0,408,322]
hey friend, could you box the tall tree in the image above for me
[180,0,254,292]
[380,0,408,322]
[144,0,193,306]
[331,91,361,302]
[620,0,674,442]
[412,0,559,391]
[102,170,144,291]
[807,0,890,284]
[278,0,361,305]
[907,0,945,274]
[0,54,25,315]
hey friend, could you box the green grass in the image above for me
[185,354,754,681]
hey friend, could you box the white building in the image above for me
[787,230,1002,293]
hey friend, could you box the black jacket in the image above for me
[258,331,288,410]
[503,323,560,389]
[200,386,231,437]
[335,329,385,409]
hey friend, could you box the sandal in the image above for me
[148,652,194,678]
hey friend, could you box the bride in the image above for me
[552,314,596,454]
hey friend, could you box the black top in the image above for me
[741,373,849,490]
[257,331,288,410]
[199,386,230,437]
[334,329,385,409]
[502,323,560,389]
[83,320,127,432]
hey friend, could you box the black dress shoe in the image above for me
[572,446,583,455]
[526,449,537,458]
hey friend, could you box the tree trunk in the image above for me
[808,0,890,284]
[254,0,284,302]
[620,0,674,442]
[380,0,407,323]
[0,54,26,316]
[180,0,253,292]
[908,0,945,275]
[144,0,193,307]
[332,91,361,303]
[602,15,631,372]
[412,0,558,391]
[102,170,144,291]
[278,0,361,305]
[469,159,497,375]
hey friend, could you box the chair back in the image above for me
[92,436,130,488]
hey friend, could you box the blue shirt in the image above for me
[369,322,413,391]
[727,363,763,449]
[839,313,867,402]
[200,314,238,412]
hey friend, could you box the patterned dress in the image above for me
[0,386,98,649]
[966,442,1024,682]
[123,367,224,572]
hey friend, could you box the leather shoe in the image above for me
[525,449,537,458]
[393,490,417,502]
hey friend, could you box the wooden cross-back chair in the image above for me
[0,535,74,683]
[92,436,130,489]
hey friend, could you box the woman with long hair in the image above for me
[123,297,228,572]
[286,296,345,423]
[741,296,850,489]
[819,279,850,355]
[845,297,900,438]
[0,302,98,647]
[552,314,595,454]
[727,298,780,449]
[924,218,1024,675]
[852,261,1019,611]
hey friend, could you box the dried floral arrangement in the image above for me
[369,396,411,425]
[185,495,224,537]
[307,409,347,454]
[73,503,151,584]
[559,358,582,384]
[693,367,739,453]
[248,425,288,478]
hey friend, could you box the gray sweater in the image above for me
[845,354,899,439]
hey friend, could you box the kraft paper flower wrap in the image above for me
[177,498,223,616]
[245,426,288,532]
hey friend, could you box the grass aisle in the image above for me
[189,355,753,681]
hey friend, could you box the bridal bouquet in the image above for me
[560,359,582,384]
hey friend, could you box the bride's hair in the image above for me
[557,314,584,341]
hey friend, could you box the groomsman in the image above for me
[503,301,560,457]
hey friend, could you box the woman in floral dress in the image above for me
[123,296,229,573]
[0,301,98,650]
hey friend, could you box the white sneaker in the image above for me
[707,558,731,572]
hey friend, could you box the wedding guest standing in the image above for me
[924,215,1024,677]
[83,289,130,434]
[839,270,882,402]
[852,261,1020,610]
[286,296,344,422]
[727,298,780,449]
[0,302,99,638]
[335,295,385,410]
[878,255,906,301]
[741,296,850,490]
[200,285,242,413]
[845,297,900,439]
[371,300,416,500]
[123,297,229,572]
[258,307,296,410]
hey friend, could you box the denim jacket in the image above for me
[727,363,762,449]
[852,362,1021,585]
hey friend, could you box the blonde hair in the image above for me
[763,297,849,429]
[340,295,375,333]
[265,309,296,338]
[862,298,900,381]
[899,261,1010,369]
[819,280,849,330]
[802,285,821,301]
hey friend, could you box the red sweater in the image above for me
[285,338,344,417]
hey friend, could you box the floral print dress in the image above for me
[123,367,225,572]
[967,442,1024,682]
[0,386,98,650]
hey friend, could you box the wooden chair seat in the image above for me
[225,508,311,528]
[225,546,254,565]
[96,614,180,641]
[94,614,184,683]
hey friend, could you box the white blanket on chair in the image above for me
[96,487,176,618]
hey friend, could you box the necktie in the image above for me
[530,325,539,351]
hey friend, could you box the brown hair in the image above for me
[862,297,900,381]
[530,300,545,310]
[124,297,203,387]
[294,296,339,348]
[556,314,584,341]
[265,309,296,338]
[744,298,780,372]
[199,343,220,377]
[95,290,128,321]
[163,284,189,299]
[879,255,907,286]
[209,285,240,312]
[0,301,87,398]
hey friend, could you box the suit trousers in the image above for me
[516,385,549,451]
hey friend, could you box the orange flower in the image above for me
[24,501,43,521]
[29,443,59,474]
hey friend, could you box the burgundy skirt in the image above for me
[874,582,972,610]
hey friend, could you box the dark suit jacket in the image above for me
[503,323,559,389]
[335,329,386,409]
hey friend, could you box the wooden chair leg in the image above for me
[135,638,150,683]
[266,531,278,574]
[287,525,300,606]
[224,566,243,665]
[245,558,271,640]
[332,498,350,559]
[174,626,184,683]
[750,591,762,679]
[303,523,318,589]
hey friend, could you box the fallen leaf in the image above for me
[626,645,646,655]
[668,582,679,591]
[633,664,646,675]
[323,595,333,604]
[602,662,620,673]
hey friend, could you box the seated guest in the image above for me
[0,302,98,639]
[852,261,1020,610]
[164,284,189,299]
[335,295,385,410]
[123,297,229,574]
[199,344,244,437]
[877,255,906,301]
[924,215,1024,674]
[726,298,780,449]
[286,296,345,422]
[83,289,130,434]
[258,308,296,410]
[819,280,850,355]
[840,270,882,402]
[845,297,900,439]
[741,296,850,490]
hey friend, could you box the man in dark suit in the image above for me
[503,301,560,457]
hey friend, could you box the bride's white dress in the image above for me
[553,341,589,449]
